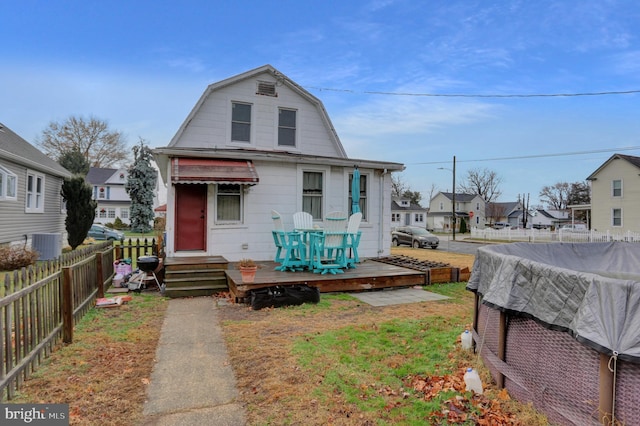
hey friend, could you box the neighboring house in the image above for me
[487,201,532,228]
[530,209,571,229]
[0,122,71,247]
[587,153,640,233]
[428,192,486,232]
[153,65,404,262]
[391,197,428,229]
[87,165,164,225]
[86,167,132,225]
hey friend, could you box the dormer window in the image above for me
[256,81,277,97]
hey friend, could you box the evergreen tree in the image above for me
[459,217,468,234]
[125,139,157,233]
[61,176,96,250]
[59,146,91,175]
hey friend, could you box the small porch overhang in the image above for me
[170,158,259,185]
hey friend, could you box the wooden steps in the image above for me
[163,256,229,298]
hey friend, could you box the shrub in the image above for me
[112,217,130,230]
[154,217,166,231]
[0,244,39,271]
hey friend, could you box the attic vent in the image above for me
[256,81,277,97]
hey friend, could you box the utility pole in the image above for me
[452,155,456,241]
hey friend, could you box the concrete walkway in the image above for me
[142,297,246,426]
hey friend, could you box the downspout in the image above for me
[378,168,388,256]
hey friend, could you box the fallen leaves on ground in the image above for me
[406,370,521,425]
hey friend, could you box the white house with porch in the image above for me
[154,65,404,262]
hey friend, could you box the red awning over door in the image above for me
[171,158,259,184]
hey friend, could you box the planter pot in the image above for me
[240,266,258,283]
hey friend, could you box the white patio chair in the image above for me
[293,211,314,230]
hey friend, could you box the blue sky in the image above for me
[3,0,640,205]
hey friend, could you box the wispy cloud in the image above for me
[165,57,207,73]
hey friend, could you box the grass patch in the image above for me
[293,315,466,423]
[12,292,168,425]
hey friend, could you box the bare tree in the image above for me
[391,173,408,197]
[427,183,438,203]
[37,115,128,167]
[485,202,507,225]
[539,182,571,210]
[459,168,502,202]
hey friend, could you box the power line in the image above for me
[408,146,640,166]
[306,86,640,98]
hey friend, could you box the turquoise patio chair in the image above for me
[309,231,347,274]
[271,210,306,271]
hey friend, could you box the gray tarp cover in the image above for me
[467,242,640,363]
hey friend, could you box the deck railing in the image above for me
[0,241,115,401]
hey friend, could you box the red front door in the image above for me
[175,184,207,251]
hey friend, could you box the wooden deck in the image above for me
[226,258,455,302]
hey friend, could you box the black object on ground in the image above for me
[250,285,320,310]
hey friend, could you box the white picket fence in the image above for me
[470,227,640,243]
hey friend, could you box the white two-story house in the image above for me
[86,167,132,225]
[153,65,404,262]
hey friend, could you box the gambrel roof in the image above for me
[167,64,347,158]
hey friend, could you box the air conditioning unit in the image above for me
[32,233,62,261]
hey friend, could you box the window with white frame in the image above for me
[439,202,444,210]
[392,213,401,222]
[278,108,296,147]
[99,208,107,218]
[0,166,17,201]
[216,184,242,222]
[476,202,480,210]
[99,187,106,199]
[121,208,129,219]
[612,208,622,227]
[414,213,424,222]
[612,180,622,197]
[108,208,116,219]
[349,173,367,220]
[231,102,251,142]
[25,171,44,213]
[303,171,323,219]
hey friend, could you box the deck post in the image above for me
[497,311,507,388]
[599,353,615,425]
[96,252,104,298]
[62,266,73,343]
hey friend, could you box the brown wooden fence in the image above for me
[115,238,159,269]
[0,241,118,401]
